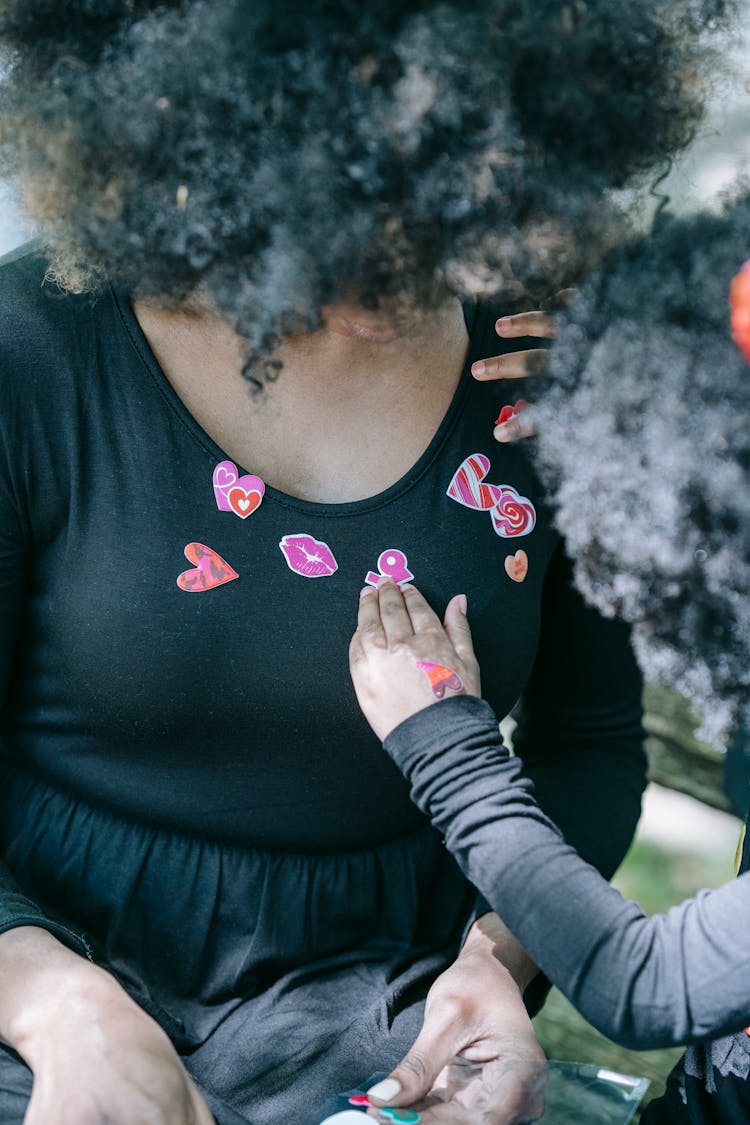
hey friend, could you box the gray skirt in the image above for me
[0,765,475,1124]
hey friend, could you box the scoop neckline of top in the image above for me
[110,285,484,517]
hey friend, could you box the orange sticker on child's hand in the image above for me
[505,550,528,582]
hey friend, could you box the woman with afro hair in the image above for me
[0,1,733,1122]
[349,189,750,1125]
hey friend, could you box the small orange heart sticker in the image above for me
[504,550,528,583]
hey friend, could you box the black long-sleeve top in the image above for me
[0,243,646,960]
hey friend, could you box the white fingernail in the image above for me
[366,1077,402,1102]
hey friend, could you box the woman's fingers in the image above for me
[471,349,547,381]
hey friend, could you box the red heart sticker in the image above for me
[228,487,263,519]
[504,549,528,583]
[495,399,529,427]
[177,543,239,592]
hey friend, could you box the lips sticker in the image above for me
[504,549,528,582]
[177,543,239,592]
[279,533,338,578]
[213,460,265,517]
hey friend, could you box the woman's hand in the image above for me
[6,930,215,1125]
[366,945,546,1123]
[470,292,574,444]
[349,579,480,742]
[23,989,216,1125]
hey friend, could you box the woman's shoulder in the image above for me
[0,240,104,405]
[0,238,98,329]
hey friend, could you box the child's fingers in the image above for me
[443,595,479,672]
[376,579,415,645]
[357,584,386,651]
[401,584,444,635]
[348,628,365,671]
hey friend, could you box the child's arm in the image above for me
[350,581,750,1050]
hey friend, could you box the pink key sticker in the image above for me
[365,548,414,587]
[279,533,338,578]
[213,460,265,517]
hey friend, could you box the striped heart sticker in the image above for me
[446,453,503,510]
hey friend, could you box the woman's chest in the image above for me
[13,383,559,848]
[25,407,559,740]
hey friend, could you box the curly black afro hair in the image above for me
[0,0,733,381]
[533,188,750,739]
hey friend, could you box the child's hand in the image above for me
[349,579,481,742]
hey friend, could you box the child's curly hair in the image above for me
[534,188,750,739]
[0,0,732,383]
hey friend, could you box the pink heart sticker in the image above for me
[177,543,239,592]
[213,461,265,514]
[447,454,504,510]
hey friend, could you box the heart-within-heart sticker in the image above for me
[177,543,239,592]
[212,460,265,517]
[504,549,528,583]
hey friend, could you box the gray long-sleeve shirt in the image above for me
[384,695,750,1052]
